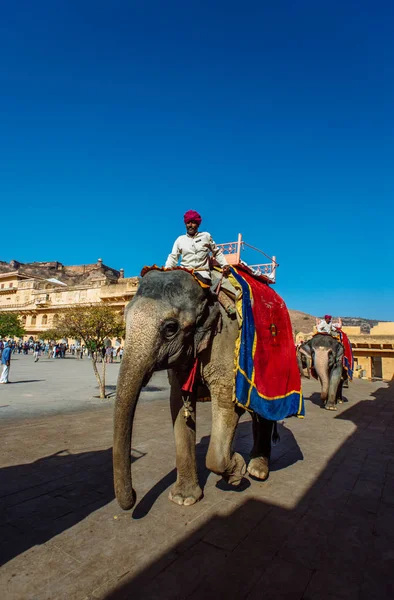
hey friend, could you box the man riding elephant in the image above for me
[316,314,342,335]
[165,210,236,315]
[165,209,230,285]
[113,218,303,510]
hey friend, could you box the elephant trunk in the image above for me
[313,348,330,402]
[113,303,159,510]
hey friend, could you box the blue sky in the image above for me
[1,1,393,319]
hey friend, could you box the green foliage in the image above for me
[39,329,61,342]
[48,305,125,398]
[52,305,125,348]
[0,313,25,339]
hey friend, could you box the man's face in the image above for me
[325,317,331,323]
[185,220,199,236]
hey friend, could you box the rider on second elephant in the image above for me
[316,314,342,335]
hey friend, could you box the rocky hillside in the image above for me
[288,310,316,335]
[288,310,386,335]
[340,317,382,333]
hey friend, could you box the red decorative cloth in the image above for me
[230,265,304,419]
[337,330,354,380]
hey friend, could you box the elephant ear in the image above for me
[194,300,221,356]
[299,345,311,358]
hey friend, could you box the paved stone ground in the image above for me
[1,356,394,599]
[0,354,168,421]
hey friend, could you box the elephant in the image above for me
[113,268,276,510]
[297,334,347,410]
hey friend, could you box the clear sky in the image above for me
[1,1,393,319]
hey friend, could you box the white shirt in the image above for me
[317,320,338,334]
[165,231,228,280]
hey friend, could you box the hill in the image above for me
[288,310,316,335]
[288,310,387,335]
[340,317,383,333]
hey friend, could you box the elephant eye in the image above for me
[162,319,179,340]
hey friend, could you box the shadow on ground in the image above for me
[8,380,45,384]
[104,382,394,599]
[131,420,302,520]
[307,391,349,409]
[0,447,145,565]
[101,384,167,393]
[0,417,302,565]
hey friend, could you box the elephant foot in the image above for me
[222,452,246,486]
[169,482,202,506]
[325,404,337,411]
[247,456,270,481]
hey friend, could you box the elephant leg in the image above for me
[169,372,202,506]
[337,378,344,403]
[206,387,246,486]
[326,363,343,411]
[296,352,304,377]
[247,415,273,480]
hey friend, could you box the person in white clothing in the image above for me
[316,315,342,335]
[0,341,12,383]
[165,209,230,286]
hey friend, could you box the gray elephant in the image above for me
[297,334,347,410]
[113,269,277,510]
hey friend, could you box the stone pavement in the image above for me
[0,354,169,422]
[1,356,394,599]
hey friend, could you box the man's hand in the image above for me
[222,265,231,277]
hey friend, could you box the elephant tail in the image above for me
[272,421,280,445]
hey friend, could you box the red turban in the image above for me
[324,315,332,320]
[184,210,202,225]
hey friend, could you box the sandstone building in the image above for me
[0,259,139,339]
[296,323,394,382]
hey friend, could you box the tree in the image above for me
[49,305,125,398]
[39,329,60,342]
[0,313,25,339]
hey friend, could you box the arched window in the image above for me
[31,315,37,325]
[22,315,27,324]
[42,314,48,325]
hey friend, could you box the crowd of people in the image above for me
[0,339,124,384]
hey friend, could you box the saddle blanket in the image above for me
[338,330,354,380]
[229,265,304,421]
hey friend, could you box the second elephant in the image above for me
[298,334,347,410]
